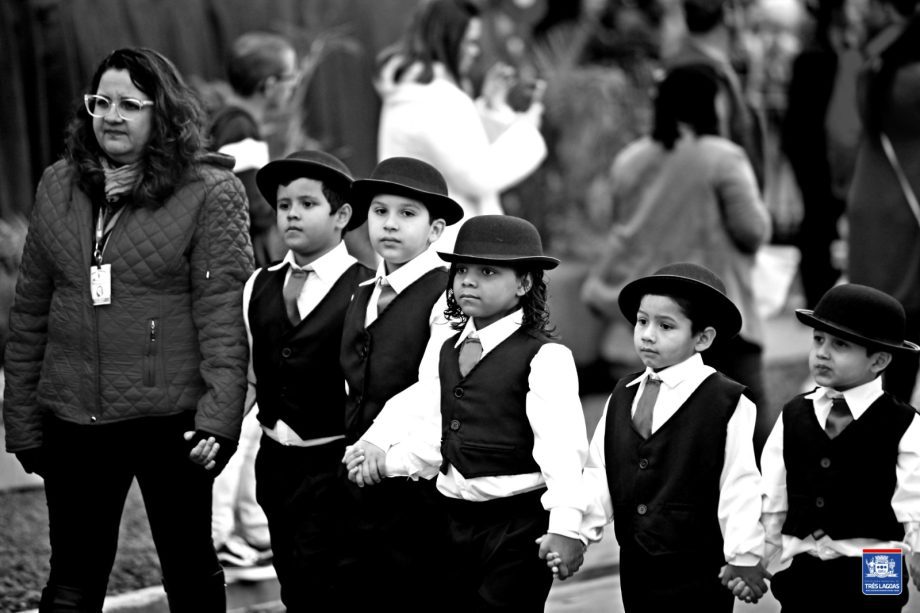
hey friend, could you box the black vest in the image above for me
[340,268,448,442]
[781,392,914,541]
[439,328,549,478]
[249,262,373,440]
[605,371,744,558]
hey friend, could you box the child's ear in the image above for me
[515,272,533,297]
[333,203,353,231]
[694,326,717,352]
[426,218,446,245]
[868,350,893,375]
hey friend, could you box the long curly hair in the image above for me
[378,0,479,85]
[64,47,206,208]
[444,263,557,337]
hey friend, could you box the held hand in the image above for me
[719,563,771,603]
[184,430,218,470]
[536,533,586,580]
[359,442,387,486]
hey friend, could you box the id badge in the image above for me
[90,264,112,306]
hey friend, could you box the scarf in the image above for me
[100,158,142,202]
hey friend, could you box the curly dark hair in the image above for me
[64,47,207,208]
[378,0,480,85]
[444,263,556,337]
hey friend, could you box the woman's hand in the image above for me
[481,62,516,111]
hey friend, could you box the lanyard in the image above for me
[93,205,124,266]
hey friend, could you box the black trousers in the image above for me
[338,473,450,612]
[40,413,223,613]
[619,545,733,613]
[254,435,350,612]
[442,488,554,613]
[772,554,909,612]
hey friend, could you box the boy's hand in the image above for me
[343,442,386,487]
[536,534,586,580]
[719,563,771,603]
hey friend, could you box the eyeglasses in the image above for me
[84,94,154,121]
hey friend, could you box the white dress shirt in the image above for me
[580,353,765,566]
[242,242,356,447]
[366,309,589,538]
[760,377,920,572]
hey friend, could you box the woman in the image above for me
[2,48,253,611]
[376,0,547,249]
[581,63,772,455]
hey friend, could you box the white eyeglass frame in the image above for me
[84,94,154,121]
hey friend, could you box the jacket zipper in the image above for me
[144,318,159,386]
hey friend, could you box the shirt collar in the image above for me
[627,353,709,389]
[805,376,884,419]
[359,246,445,293]
[272,242,355,284]
[454,309,523,354]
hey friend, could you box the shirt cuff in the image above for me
[548,506,584,538]
[904,522,920,553]
[725,553,761,567]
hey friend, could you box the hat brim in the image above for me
[618,275,742,341]
[437,251,559,270]
[350,180,464,228]
[256,159,356,224]
[795,310,920,354]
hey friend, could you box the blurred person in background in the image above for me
[782,0,865,309]
[663,0,767,192]
[581,63,772,456]
[847,1,920,403]
[2,47,253,612]
[375,0,547,250]
[208,31,299,268]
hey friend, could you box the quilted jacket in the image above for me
[3,153,254,452]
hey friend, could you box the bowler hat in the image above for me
[256,150,357,223]
[437,215,559,269]
[796,284,920,354]
[350,157,464,228]
[618,262,742,341]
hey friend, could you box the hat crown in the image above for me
[452,215,545,259]
[282,150,354,181]
[810,284,906,347]
[650,262,728,296]
[366,157,448,197]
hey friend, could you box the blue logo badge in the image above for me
[862,548,902,596]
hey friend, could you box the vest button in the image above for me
[453,387,464,398]
[815,497,825,508]
[638,458,649,469]
[637,504,648,515]
[281,347,292,358]
[449,419,461,431]
[819,457,831,468]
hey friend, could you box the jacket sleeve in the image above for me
[3,168,58,451]
[189,171,254,441]
[714,146,772,253]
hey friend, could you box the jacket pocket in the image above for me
[143,318,159,387]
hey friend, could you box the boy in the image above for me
[338,156,463,610]
[243,150,372,610]
[572,262,769,611]
[757,283,920,611]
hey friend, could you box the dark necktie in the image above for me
[376,279,397,316]
[825,395,853,439]
[633,376,661,439]
[283,267,309,325]
[458,336,483,377]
